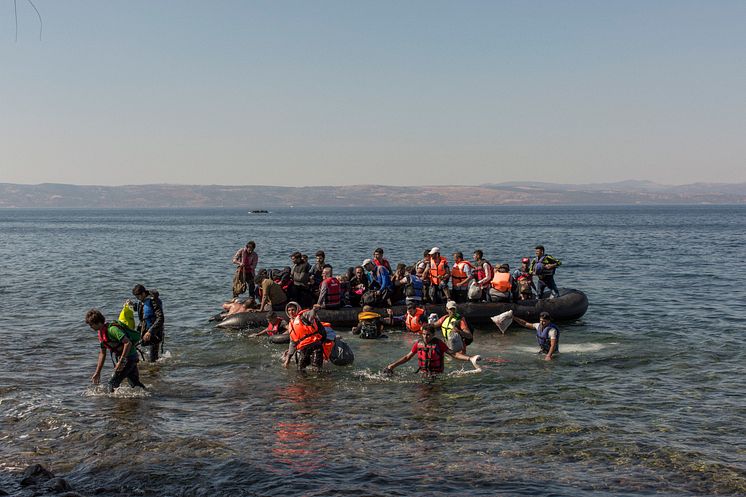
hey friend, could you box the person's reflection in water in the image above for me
[269,382,331,474]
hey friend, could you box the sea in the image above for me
[0,205,744,497]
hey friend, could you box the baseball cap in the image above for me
[429,247,440,255]
[521,257,530,263]
[445,300,457,310]
[362,258,372,266]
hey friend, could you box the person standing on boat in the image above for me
[289,251,313,308]
[232,241,258,299]
[513,312,559,361]
[512,257,536,301]
[425,247,451,303]
[472,250,494,302]
[384,324,480,376]
[530,245,562,299]
[309,250,326,299]
[317,266,342,310]
[415,250,432,303]
[450,251,474,303]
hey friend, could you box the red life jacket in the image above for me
[476,260,493,284]
[97,325,116,351]
[289,311,323,350]
[323,277,341,307]
[97,321,133,353]
[451,260,474,287]
[372,258,392,272]
[429,256,448,285]
[266,318,284,336]
[405,308,425,333]
[491,271,511,292]
[416,340,444,373]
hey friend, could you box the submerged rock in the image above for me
[20,464,55,486]
[46,477,73,493]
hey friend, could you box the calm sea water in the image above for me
[0,206,744,497]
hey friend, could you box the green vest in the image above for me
[441,314,461,339]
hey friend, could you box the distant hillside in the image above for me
[0,182,744,208]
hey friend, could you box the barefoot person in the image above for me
[384,324,480,376]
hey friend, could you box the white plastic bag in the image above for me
[490,310,513,333]
[467,281,482,300]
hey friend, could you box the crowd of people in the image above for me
[225,242,563,373]
[228,242,563,314]
[84,243,565,392]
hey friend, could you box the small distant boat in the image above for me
[248,210,269,214]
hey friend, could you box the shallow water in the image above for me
[0,206,745,496]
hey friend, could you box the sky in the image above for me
[1,0,745,187]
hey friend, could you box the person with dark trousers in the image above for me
[86,308,146,392]
[132,283,165,362]
[530,245,562,299]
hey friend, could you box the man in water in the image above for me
[283,303,326,371]
[248,310,288,338]
[385,324,481,375]
[86,309,146,392]
[513,311,559,361]
[530,245,562,299]
[385,301,427,333]
[132,284,164,362]
[432,300,473,353]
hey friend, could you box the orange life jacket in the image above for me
[405,307,425,333]
[491,271,511,292]
[429,257,448,285]
[289,311,323,350]
[451,260,473,287]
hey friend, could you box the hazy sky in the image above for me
[2,0,745,186]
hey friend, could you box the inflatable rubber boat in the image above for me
[215,288,588,331]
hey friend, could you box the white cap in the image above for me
[362,259,373,266]
[445,300,457,310]
[429,247,440,255]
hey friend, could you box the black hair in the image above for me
[132,284,146,296]
[85,308,105,327]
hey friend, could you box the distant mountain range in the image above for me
[1,181,744,208]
